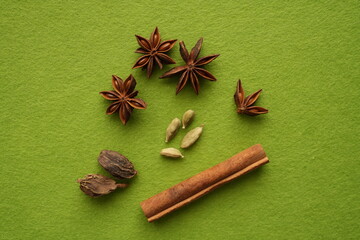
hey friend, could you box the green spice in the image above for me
[165,118,181,142]
[160,148,184,158]
[182,110,195,129]
[181,124,204,148]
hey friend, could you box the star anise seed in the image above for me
[100,75,147,125]
[234,80,268,116]
[133,27,177,78]
[159,37,219,95]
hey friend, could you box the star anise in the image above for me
[159,37,219,95]
[234,80,268,116]
[100,75,147,125]
[133,27,177,78]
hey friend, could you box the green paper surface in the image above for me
[1,1,359,239]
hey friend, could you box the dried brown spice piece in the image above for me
[140,144,269,222]
[98,150,137,179]
[77,174,128,198]
[100,75,147,125]
[234,80,268,116]
[133,27,177,78]
[159,38,219,95]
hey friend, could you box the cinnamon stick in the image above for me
[140,144,269,222]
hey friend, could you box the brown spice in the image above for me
[99,75,147,125]
[133,27,177,78]
[140,144,269,222]
[98,150,137,179]
[234,80,268,116]
[165,118,181,143]
[77,174,128,197]
[159,38,219,95]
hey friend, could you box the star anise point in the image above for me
[160,38,219,94]
[234,80,268,116]
[100,75,147,124]
[133,27,177,78]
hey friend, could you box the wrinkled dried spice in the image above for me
[234,80,268,116]
[165,118,181,142]
[99,75,147,125]
[98,150,137,179]
[182,109,195,129]
[160,148,184,158]
[133,27,177,78]
[159,38,219,95]
[77,174,128,197]
[181,124,204,148]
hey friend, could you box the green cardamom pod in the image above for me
[165,118,181,142]
[181,124,204,148]
[160,148,184,158]
[77,174,128,197]
[182,110,195,129]
[98,150,137,179]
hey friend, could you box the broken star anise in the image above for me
[234,80,268,116]
[100,75,147,125]
[133,27,177,78]
[159,37,219,95]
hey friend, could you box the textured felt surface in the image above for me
[1,1,359,239]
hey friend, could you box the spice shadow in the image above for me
[102,106,146,128]
[158,74,216,97]
[133,64,164,81]
[236,112,268,126]
[160,155,185,161]
[79,184,130,206]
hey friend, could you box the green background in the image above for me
[1,1,359,239]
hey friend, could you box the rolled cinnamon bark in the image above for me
[140,144,269,222]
